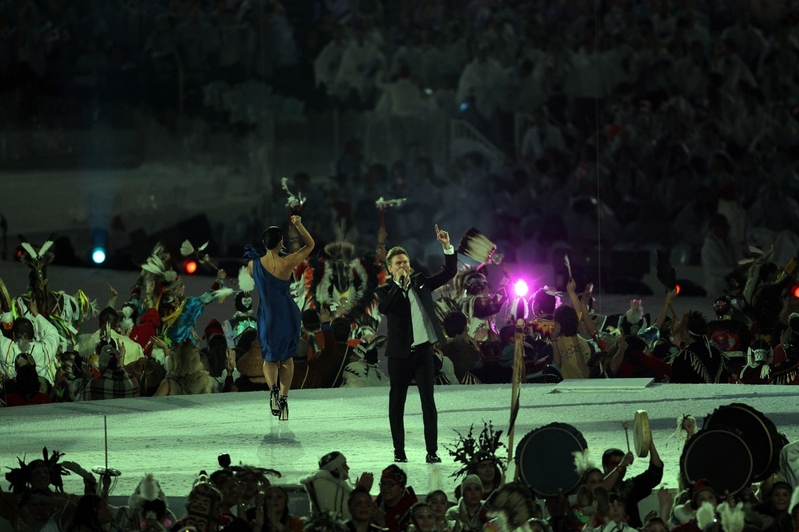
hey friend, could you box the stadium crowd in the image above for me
[2,0,799,291]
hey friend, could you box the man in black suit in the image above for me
[376,224,457,464]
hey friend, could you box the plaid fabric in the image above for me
[75,369,139,401]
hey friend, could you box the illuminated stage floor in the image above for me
[2,381,797,501]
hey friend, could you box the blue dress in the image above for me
[252,256,301,362]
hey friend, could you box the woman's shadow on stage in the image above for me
[258,423,305,463]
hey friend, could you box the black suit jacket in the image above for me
[376,251,457,359]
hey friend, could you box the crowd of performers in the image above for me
[4,219,799,409]
[2,414,799,532]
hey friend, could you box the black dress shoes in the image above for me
[426,453,442,464]
[394,451,408,463]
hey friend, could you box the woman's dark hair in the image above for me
[205,335,228,378]
[67,494,105,532]
[581,467,603,484]
[467,451,502,487]
[331,318,351,343]
[686,311,709,337]
[263,227,283,250]
[499,324,515,345]
[301,309,321,332]
[554,305,579,337]
[607,491,625,507]
[532,289,556,316]
[425,490,447,504]
[624,335,647,355]
[265,486,290,523]
[12,318,34,341]
[443,312,467,337]
[235,328,258,360]
[14,364,41,401]
[408,502,434,528]
[142,498,167,521]
[348,485,372,509]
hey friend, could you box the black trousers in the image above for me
[387,343,438,454]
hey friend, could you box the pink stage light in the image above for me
[514,279,529,297]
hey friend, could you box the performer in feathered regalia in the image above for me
[291,226,387,335]
[452,267,508,341]
[131,242,231,346]
[12,234,97,349]
[223,267,258,350]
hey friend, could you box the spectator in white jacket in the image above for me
[300,451,374,519]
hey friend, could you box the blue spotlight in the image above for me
[92,248,106,264]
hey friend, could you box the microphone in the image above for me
[399,274,407,288]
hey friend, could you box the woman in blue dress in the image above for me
[247,215,315,420]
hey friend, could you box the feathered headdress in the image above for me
[141,243,177,283]
[572,450,596,476]
[128,473,170,512]
[454,266,488,298]
[238,266,255,294]
[444,421,508,479]
[18,234,56,270]
[457,227,503,265]
[120,305,135,333]
[229,464,282,485]
[77,333,99,366]
[324,241,356,263]
[5,447,71,494]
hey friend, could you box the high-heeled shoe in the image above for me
[270,385,280,416]
[278,395,288,421]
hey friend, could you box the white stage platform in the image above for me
[2,382,797,501]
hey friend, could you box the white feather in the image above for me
[140,473,159,501]
[37,239,54,258]
[717,502,744,532]
[281,177,306,209]
[21,242,37,260]
[696,501,716,529]
[164,271,177,283]
[180,240,195,257]
[790,486,799,515]
[198,241,209,251]
[572,449,594,474]
[1,312,12,324]
[212,288,235,301]
[565,254,572,278]
[375,196,408,208]
[238,266,255,293]
[121,317,134,332]
[76,333,96,359]
[87,299,99,319]
[122,306,134,319]
[141,254,168,276]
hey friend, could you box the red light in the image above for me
[793,286,799,299]
[675,284,681,295]
[14,248,23,260]
[184,260,198,274]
